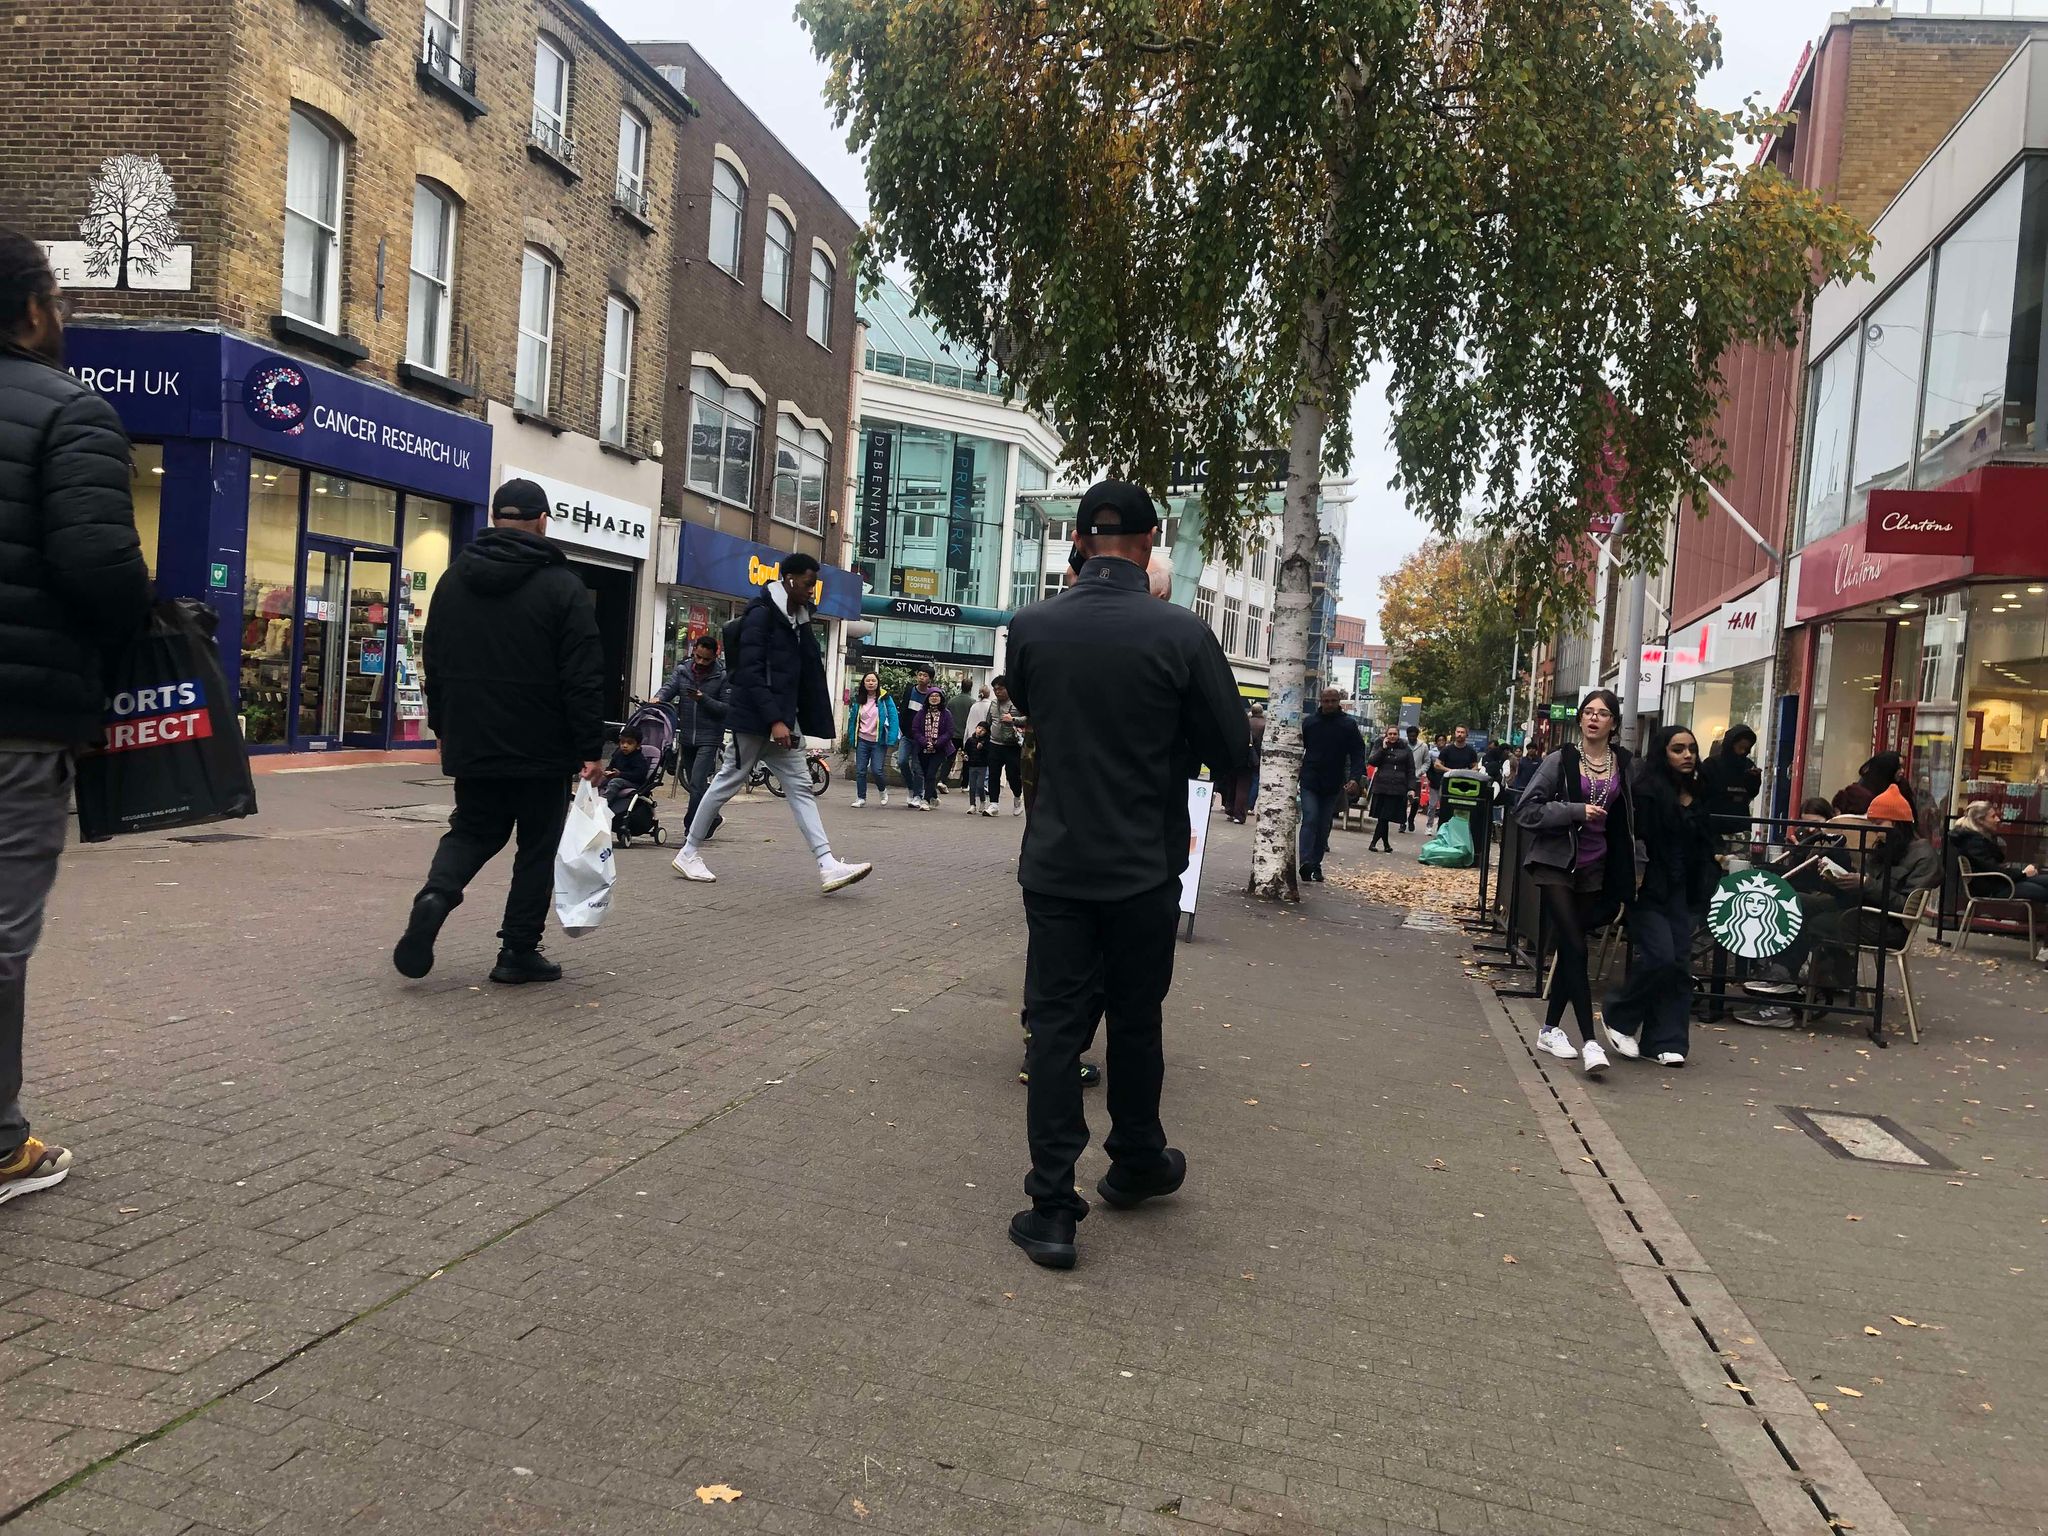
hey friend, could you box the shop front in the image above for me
[662,521,861,687]
[1662,576,1779,751]
[67,326,491,752]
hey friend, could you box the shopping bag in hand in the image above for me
[76,599,257,842]
[554,781,616,934]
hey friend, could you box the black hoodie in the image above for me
[422,527,605,778]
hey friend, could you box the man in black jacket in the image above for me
[393,479,606,985]
[1003,480,1248,1269]
[0,231,151,1203]
[669,552,871,894]
[1298,690,1366,881]
[655,631,730,831]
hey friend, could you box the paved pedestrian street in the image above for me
[1,769,2042,1535]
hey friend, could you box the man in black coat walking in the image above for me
[394,478,606,984]
[655,631,731,832]
[668,552,871,894]
[0,231,151,1204]
[1298,690,1366,881]
[1003,481,1248,1269]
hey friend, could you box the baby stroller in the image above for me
[611,699,675,847]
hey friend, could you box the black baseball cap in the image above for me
[1075,480,1162,536]
[493,478,550,521]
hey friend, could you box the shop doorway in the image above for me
[296,538,397,749]
[571,557,635,722]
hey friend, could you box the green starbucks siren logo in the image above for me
[1707,868,1804,960]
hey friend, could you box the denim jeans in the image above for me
[1298,785,1338,871]
[1603,894,1693,1056]
[688,734,830,860]
[967,765,990,805]
[854,737,890,798]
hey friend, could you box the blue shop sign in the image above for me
[674,521,860,621]
[65,327,491,505]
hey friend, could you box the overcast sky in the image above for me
[594,0,1839,636]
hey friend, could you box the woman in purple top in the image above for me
[1515,690,1639,1078]
[911,685,954,812]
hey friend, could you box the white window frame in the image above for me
[685,366,763,509]
[1222,594,1242,655]
[615,109,648,210]
[406,181,457,373]
[1246,603,1264,658]
[531,36,572,158]
[806,247,834,345]
[421,0,463,75]
[283,109,345,331]
[771,413,829,534]
[515,246,557,413]
[710,161,745,278]
[1195,586,1216,627]
[761,209,793,314]
[600,296,635,446]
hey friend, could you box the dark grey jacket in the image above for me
[1515,744,1638,897]
[0,344,151,745]
[656,656,730,747]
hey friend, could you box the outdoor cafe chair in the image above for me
[1955,867,2037,956]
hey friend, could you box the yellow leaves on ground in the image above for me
[695,1484,744,1504]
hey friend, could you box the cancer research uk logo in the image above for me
[242,360,310,436]
[102,680,213,754]
[1707,868,1804,961]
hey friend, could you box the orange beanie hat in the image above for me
[1866,785,1915,823]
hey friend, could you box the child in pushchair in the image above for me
[606,700,676,846]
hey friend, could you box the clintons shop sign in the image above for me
[1866,490,1972,556]
[1795,514,1970,622]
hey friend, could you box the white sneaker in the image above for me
[1655,1052,1687,1067]
[879,789,889,806]
[984,806,998,817]
[966,802,978,814]
[907,796,923,809]
[1536,1026,1578,1060]
[851,796,867,808]
[1603,1022,1640,1059]
[1012,801,1024,816]
[819,856,872,894]
[1581,1040,1610,1077]
[670,845,716,882]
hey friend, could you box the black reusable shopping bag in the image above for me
[74,599,258,842]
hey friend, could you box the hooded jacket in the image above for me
[422,527,605,778]
[912,691,954,759]
[727,580,835,741]
[0,343,152,746]
[1515,743,1639,899]
[655,654,731,747]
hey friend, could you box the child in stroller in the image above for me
[606,700,676,845]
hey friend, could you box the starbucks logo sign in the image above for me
[1708,868,1804,960]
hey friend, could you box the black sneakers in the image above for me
[1097,1148,1187,1210]
[392,894,451,979]
[489,947,563,985]
[1008,1208,1078,1269]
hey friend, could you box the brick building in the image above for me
[631,41,866,686]
[2,0,690,745]
[1660,8,2048,792]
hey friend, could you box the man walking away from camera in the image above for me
[669,553,871,894]
[395,478,605,985]
[1003,481,1248,1269]
[0,230,151,1203]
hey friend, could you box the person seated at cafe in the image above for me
[1738,789,1938,1023]
[1949,800,2048,903]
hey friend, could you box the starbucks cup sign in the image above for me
[1707,869,1804,960]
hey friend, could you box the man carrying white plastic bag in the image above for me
[393,479,607,986]
[554,782,616,934]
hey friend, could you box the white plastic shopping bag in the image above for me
[554,782,616,935]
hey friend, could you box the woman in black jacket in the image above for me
[1363,726,1412,852]
[1515,690,1638,1078]
[1603,726,1716,1066]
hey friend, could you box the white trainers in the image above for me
[966,802,979,814]
[819,856,872,894]
[1603,1022,1640,1060]
[1536,1026,1579,1060]
[1581,1040,1610,1077]
[670,845,716,882]
[851,796,867,808]
[908,796,925,810]
[1655,1052,1687,1067]
[1012,801,1023,816]
[878,789,890,806]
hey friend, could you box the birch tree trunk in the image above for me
[1247,289,1337,900]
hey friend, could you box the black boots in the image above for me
[392,894,451,979]
[1097,1148,1188,1210]
[489,947,563,985]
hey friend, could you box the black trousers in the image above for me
[417,776,571,951]
[989,741,1023,799]
[1022,879,1181,1218]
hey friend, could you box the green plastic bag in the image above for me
[1418,814,1475,868]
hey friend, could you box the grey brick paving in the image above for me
[2,769,2021,1531]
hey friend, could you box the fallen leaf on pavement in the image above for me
[1837,1386,1864,1398]
[695,1485,744,1504]
[1243,1099,1259,1106]
[1502,1255,1517,1264]
[852,1498,869,1518]
[1812,1401,1829,1413]
[1863,1326,1883,1336]
[1845,1214,1861,1222]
